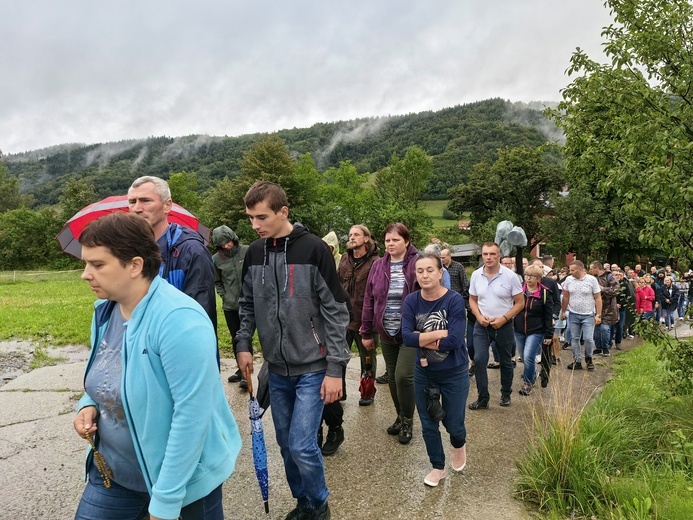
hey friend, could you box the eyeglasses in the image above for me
[525,274,540,279]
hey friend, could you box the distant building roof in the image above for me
[450,243,480,258]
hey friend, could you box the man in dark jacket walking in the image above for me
[212,226,249,386]
[235,181,349,520]
[589,261,619,356]
[128,176,218,362]
[338,224,380,406]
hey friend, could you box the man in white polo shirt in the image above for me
[468,242,524,409]
[560,260,602,370]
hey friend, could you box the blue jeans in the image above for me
[514,333,543,385]
[75,463,223,520]
[268,370,329,510]
[473,321,515,400]
[594,323,612,353]
[663,307,676,327]
[414,365,469,470]
[615,309,626,345]
[568,313,595,363]
[678,294,688,318]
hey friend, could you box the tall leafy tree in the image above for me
[551,0,693,260]
[448,145,564,248]
[59,179,98,222]
[0,150,31,212]
[168,171,201,214]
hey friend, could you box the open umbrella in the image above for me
[245,366,270,515]
[56,194,210,259]
[359,356,376,401]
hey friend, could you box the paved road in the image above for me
[6,322,690,520]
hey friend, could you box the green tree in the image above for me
[168,171,201,214]
[374,146,432,210]
[59,179,98,222]
[550,0,693,258]
[448,145,564,248]
[0,150,31,212]
[316,161,378,238]
[0,207,65,269]
[370,146,434,242]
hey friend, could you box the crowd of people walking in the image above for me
[70,176,692,520]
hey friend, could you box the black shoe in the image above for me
[512,360,517,368]
[387,416,402,435]
[359,398,373,406]
[227,369,242,383]
[311,502,331,520]
[239,379,248,390]
[285,505,311,520]
[487,362,500,369]
[562,342,571,350]
[550,354,557,366]
[601,350,611,357]
[468,399,489,410]
[593,349,602,355]
[518,384,532,396]
[567,361,583,370]
[398,417,413,444]
[540,368,549,388]
[469,363,476,377]
[499,395,511,407]
[321,426,344,456]
[317,426,323,449]
[586,357,595,370]
[375,373,389,384]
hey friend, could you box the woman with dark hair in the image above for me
[361,223,419,444]
[402,252,469,487]
[73,212,241,520]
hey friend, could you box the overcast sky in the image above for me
[0,1,613,154]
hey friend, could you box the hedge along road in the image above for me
[0,339,625,520]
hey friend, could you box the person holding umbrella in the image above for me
[402,251,469,487]
[234,182,350,520]
[73,212,241,520]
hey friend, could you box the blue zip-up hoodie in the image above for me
[77,277,241,519]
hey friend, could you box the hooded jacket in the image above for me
[360,244,419,344]
[212,226,249,311]
[158,223,217,327]
[338,242,380,331]
[234,224,351,378]
[77,277,241,519]
[321,231,342,267]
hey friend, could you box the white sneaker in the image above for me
[424,468,446,487]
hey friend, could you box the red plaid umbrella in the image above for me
[57,194,210,259]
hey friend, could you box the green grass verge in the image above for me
[516,343,693,519]
[0,271,94,346]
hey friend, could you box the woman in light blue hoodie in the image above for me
[73,212,241,520]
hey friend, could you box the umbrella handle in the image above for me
[244,366,254,395]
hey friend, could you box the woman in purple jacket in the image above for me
[361,223,419,444]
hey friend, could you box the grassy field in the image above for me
[0,270,236,354]
[516,342,693,519]
[420,200,471,229]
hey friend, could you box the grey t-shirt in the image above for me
[85,305,147,492]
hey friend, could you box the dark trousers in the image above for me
[223,309,241,358]
[472,321,515,401]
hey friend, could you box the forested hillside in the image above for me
[5,98,557,206]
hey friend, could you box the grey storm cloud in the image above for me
[0,0,613,153]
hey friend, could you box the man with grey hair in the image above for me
[128,176,218,347]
